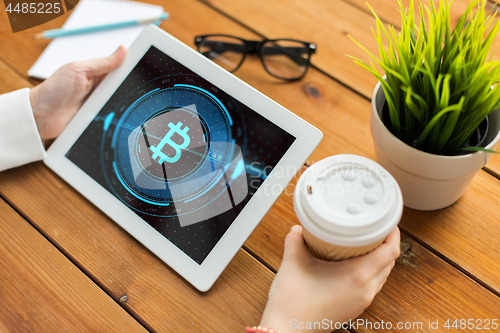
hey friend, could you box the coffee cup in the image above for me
[293,154,403,261]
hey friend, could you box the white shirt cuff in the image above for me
[0,88,46,172]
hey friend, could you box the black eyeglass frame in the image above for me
[194,34,317,81]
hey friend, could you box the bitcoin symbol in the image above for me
[150,121,191,164]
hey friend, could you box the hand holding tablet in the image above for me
[44,25,322,291]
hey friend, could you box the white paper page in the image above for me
[28,0,164,80]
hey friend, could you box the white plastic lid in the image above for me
[293,155,403,246]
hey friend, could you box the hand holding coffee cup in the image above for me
[293,155,403,261]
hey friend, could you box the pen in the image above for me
[33,12,169,39]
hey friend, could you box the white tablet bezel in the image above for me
[44,25,322,291]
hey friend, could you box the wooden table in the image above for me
[1,0,500,332]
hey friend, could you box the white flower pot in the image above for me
[370,81,500,210]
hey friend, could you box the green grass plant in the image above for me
[350,0,500,155]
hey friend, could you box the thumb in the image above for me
[282,225,309,262]
[83,45,127,77]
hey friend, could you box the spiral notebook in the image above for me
[28,0,164,80]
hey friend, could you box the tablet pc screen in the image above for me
[66,46,296,264]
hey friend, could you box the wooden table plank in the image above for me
[233,51,500,288]
[202,0,500,183]
[0,198,148,333]
[401,171,500,290]
[0,61,33,92]
[356,234,500,332]
[201,0,500,288]
[0,0,12,33]
[0,162,274,332]
[0,7,274,331]
[201,0,383,97]
[2,0,497,176]
[1,0,499,331]
[0,2,69,78]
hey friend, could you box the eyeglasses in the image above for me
[194,35,317,81]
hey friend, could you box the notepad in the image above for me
[28,0,164,80]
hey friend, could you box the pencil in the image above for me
[33,12,169,39]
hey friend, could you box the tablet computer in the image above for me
[44,25,322,291]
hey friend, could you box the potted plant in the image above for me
[350,0,500,210]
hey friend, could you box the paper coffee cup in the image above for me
[293,155,403,261]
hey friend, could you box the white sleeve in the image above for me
[0,88,46,172]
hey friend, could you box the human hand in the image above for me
[29,46,127,141]
[259,225,400,333]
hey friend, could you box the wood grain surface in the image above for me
[200,0,500,325]
[0,3,273,332]
[203,0,500,288]
[203,0,500,186]
[0,161,273,332]
[0,198,148,333]
[0,61,33,92]
[237,66,500,296]
[1,0,500,332]
[356,233,500,333]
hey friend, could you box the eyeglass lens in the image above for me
[261,40,310,80]
[198,36,246,72]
